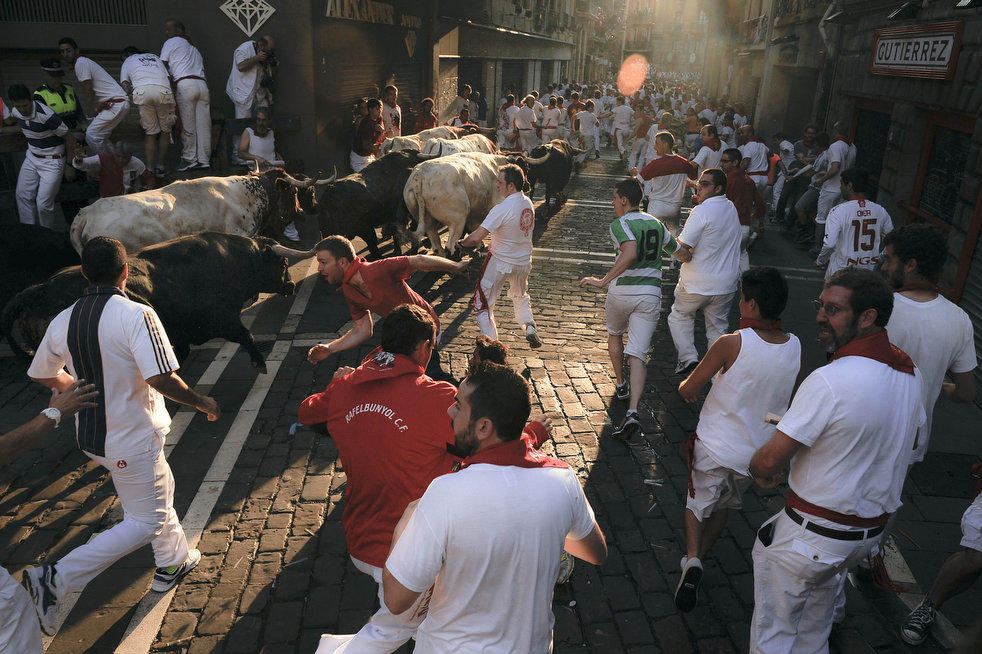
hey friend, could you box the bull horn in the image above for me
[250,159,260,175]
[313,166,337,186]
[525,153,549,165]
[279,171,315,189]
[270,244,316,260]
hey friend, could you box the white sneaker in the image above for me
[152,549,201,592]
[675,556,703,612]
[23,565,59,636]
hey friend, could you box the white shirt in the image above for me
[697,329,801,474]
[73,154,149,193]
[692,144,722,172]
[226,40,259,105]
[515,105,536,130]
[481,191,535,266]
[240,127,277,164]
[719,125,736,148]
[778,139,795,168]
[677,195,741,295]
[577,111,598,135]
[120,53,171,89]
[698,108,717,124]
[28,290,179,458]
[739,140,769,174]
[778,355,925,517]
[733,113,747,129]
[822,139,858,192]
[160,36,206,80]
[819,199,894,277]
[887,294,977,462]
[611,104,634,130]
[540,106,561,128]
[74,56,125,102]
[532,100,544,122]
[502,104,520,130]
[385,464,596,654]
[382,102,402,138]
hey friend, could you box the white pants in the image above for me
[579,131,599,154]
[315,557,429,653]
[86,99,129,154]
[497,128,516,150]
[350,151,375,173]
[771,173,786,212]
[628,137,648,170]
[475,256,535,339]
[750,174,769,203]
[541,127,559,144]
[176,78,211,165]
[613,128,630,154]
[740,224,751,273]
[54,442,189,597]
[518,129,538,154]
[668,282,736,364]
[16,153,64,229]
[751,511,880,654]
[0,567,42,653]
[233,99,254,120]
[816,189,841,225]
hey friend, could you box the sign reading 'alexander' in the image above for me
[869,21,964,81]
[325,0,422,28]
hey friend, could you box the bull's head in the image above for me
[506,154,539,193]
[257,239,317,296]
[265,168,336,234]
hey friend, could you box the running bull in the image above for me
[1,224,79,318]
[403,151,552,258]
[69,169,326,254]
[526,139,584,212]
[2,233,313,373]
[311,150,438,259]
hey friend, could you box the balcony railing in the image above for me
[775,0,829,19]
[742,14,768,47]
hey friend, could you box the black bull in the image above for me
[527,140,584,211]
[310,150,440,260]
[1,233,312,374]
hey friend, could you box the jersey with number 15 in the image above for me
[822,198,894,278]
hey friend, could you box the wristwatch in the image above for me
[41,407,62,428]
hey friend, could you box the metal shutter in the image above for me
[957,234,982,407]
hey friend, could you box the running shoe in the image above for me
[176,158,197,172]
[152,165,166,178]
[674,556,703,612]
[674,359,698,375]
[152,549,201,592]
[614,380,630,401]
[900,598,936,646]
[526,325,542,349]
[612,410,641,441]
[23,565,59,636]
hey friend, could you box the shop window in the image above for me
[916,125,971,226]
[0,0,148,25]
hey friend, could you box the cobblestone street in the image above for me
[1,147,979,653]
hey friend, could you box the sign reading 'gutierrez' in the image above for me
[869,21,964,81]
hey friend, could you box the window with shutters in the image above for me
[0,0,148,25]
[916,125,970,226]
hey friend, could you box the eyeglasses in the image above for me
[812,299,845,316]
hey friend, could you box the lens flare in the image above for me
[617,54,649,96]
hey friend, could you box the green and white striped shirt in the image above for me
[608,210,678,295]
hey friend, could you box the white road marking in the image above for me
[534,247,615,259]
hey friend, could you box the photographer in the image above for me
[225,34,276,119]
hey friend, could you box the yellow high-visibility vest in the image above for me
[35,84,79,117]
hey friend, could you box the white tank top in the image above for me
[245,127,276,163]
[695,328,801,475]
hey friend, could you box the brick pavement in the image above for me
[0,146,974,652]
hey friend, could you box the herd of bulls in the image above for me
[1,128,584,372]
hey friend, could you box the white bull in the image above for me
[420,133,497,157]
[404,152,521,258]
[378,126,462,156]
[69,169,330,254]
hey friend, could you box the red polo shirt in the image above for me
[297,351,456,566]
[726,168,766,226]
[342,256,440,331]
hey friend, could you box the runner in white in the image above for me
[59,38,129,154]
[458,164,542,348]
[667,169,741,374]
[22,237,220,636]
[540,96,562,143]
[514,95,540,155]
[161,20,211,171]
[575,100,600,159]
[631,131,696,226]
[381,84,402,138]
[675,267,802,612]
[579,178,679,441]
[812,121,858,240]
[119,47,175,176]
[599,96,634,158]
[738,124,770,197]
[880,223,976,464]
[691,124,723,173]
[816,168,894,278]
[748,268,925,654]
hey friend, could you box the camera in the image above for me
[264,51,279,67]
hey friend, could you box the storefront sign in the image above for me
[869,21,963,81]
[325,0,421,28]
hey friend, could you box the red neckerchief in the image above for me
[898,282,939,293]
[831,330,915,375]
[703,136,721,151]
[459,437,569,470]
[341,257,365,287]
[739,317,782,331]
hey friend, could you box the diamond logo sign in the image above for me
[220,0,276,37]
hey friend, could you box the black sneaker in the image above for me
[176,158,197,172]
[674,359,698,375]
[612,410,641,441]
[674,556,703,612]
[525,325,542,349]
[900,598,936,645]
[614,381,630,401]
[23,565,59,635]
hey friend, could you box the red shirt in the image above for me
[297,351,457,566]
[342,256,440,331]
[638,153,696,181]
[413,112,438,133]
[95,153,155,198]
[635,113,652,140]
[726,168,765,226]
[353,116,384,157]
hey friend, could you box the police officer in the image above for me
[34,58,85,129]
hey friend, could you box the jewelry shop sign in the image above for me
[869,21,964,81]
